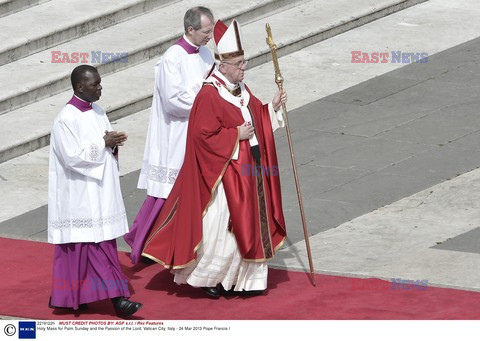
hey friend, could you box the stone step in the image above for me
[0,0,50,18]
[0,0,176,66]
[0,0,303,115]
[0,0,428,163]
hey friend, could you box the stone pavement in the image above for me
[2,0,480,306]
[1,0,425,163]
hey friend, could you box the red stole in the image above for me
[142,82,286,268]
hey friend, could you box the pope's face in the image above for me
[220,56,247,84]
[188,15,214,46]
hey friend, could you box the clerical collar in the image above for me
[212,71,241,96]
[67,95,93,112]
[176,35,200,54]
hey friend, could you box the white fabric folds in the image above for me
[138,37,214,199]
[48,103,128,244]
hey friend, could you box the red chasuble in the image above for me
[142,80,286,269]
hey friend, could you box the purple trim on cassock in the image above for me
[67,95,93,112]
[124,196,166,264]
[50,239,130,310]
[176,36,199,54]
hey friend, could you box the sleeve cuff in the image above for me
[268,103,285,131]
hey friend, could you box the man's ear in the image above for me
[186,25,194,36]
[75,82,83,93]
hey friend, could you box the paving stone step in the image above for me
[0,0,176,66]
[0,0,428,163]
[0,0,50,18]
[0,0,303,114]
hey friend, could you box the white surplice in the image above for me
[137,36,214,199]
[48,102,128,244]
[173,71,284,291]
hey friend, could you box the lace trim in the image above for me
[89,143,100,161]
[141,164,180,184]
[49,212,127,230]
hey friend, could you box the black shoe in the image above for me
[218,285,237,296]
[201,287,220,298]
[218,286,265,297]
[141,256,156,264]
[240,289,265,296]
[112,297,143,317]
[77,303,88,310]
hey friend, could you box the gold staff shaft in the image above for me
[266,23,316,286]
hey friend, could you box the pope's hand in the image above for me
[238,122,255,140]
[272,90,287,112]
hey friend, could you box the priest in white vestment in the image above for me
[124,7,215,264]
[48,65,142,317]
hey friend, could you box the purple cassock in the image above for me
[51,240,130,310]
[124,196,165,264]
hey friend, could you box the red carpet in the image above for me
[1,237,480,320]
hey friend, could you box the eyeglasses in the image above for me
[222,60,249,68]
[197,29,213,35]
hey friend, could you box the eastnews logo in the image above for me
[51,51,129,63]
[241,164,279,176]
[351,278,429,290]
[351,51,428,63]
[391,278,429,290]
